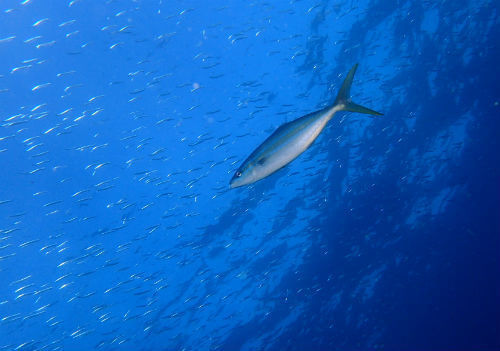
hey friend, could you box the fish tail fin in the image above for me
[334,63,383,116]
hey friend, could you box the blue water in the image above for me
[0,0,499,350]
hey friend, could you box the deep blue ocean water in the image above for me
[0,0,499,350]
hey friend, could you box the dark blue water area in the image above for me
[0,0,499,350]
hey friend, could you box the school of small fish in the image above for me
[0,2,349,349]
[0,0,478,350]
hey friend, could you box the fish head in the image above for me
[230,164,259,188]
[230,169,248,188]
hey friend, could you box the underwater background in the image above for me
[0,0,499,350]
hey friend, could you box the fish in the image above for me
[230,63,382,188]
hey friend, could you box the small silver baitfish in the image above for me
[230,63,382,188]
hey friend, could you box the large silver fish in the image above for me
[230,64,382,188]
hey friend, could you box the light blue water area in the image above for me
[0,0,499,350]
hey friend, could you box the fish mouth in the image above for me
[229,175,243,189]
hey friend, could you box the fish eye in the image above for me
[236,171,242,177]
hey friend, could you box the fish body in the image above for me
[230,64,382,188]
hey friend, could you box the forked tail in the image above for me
[334,63,383,116]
